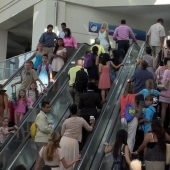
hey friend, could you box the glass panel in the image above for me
[1,85,72,169]
[0,51,35,82]
[76,44,140,170]
[0,44,90,169]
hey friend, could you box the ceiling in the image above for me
[98,5,170,21]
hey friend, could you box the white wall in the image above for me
[58,2,165,48]
[0,30,8,61]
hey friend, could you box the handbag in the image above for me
[110,61,116,83]
[166,143,170,165]
[157,78,170,90]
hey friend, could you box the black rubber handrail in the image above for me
[0,43,90,152]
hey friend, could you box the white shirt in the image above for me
[147,23,165,46]
[58,31,65,39]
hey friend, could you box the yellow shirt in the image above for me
[91,44,105,55]
[68,66,87,86]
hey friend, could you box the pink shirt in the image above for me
[15,98,33,113]
[120,94,135,118]
[63,36,77,48]
[113,24,137,42]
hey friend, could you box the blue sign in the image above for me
[89,22,146,41]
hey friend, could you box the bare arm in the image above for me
[99,64,102,74]
[11,79,22,87]
[1,128,13,135]
[160,37,165,47]
[111,62,123,69]
[136,134,150,153]
[35,157,42,170]
[164,48,168,58]
[104,142,114,154]
[28,51,36,61]
[95,56,99,66]
[55,52,66,59]
[125,145,131,165]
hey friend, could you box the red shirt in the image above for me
[120,94,135,118]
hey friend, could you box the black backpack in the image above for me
[74,68,88,93]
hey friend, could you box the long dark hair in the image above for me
[53,38,64,54]
[29,82,39,100]
[100,53,110,65]
[151,121,166,152]
[65,28,71,38]
[92,46,98,55]
[123,83,134,97]
[113,129,127,159]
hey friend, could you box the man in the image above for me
[128,60,154,118]
[58,22,66,38]
[11,61,48,91]
[39,24,57,63]
[68,60,88,105]
[91,38,105,56]
[113,19,137,63]
[34,101,54,167]
[147,18,165,65]
[79,82,102,149]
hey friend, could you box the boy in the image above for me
[139,95,156,134]
[37,54,54,92]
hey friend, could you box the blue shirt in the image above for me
[131,69,154,101]
[140,89,161,99]
[39,31,57,47]
[34,54,43,69]
[37,63,52,85]
[142,105,156,133]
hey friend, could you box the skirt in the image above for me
[60,136,79,170]
[145,161,165,170]
[65,46,75,61]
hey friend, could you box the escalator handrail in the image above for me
[137,42,150,59]
[94,44,143,170]
[75,43,139,169]
[0,50,36,64]
[0,43,90,153]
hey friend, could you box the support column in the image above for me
[31,0,57,50]
[0,30,8,61]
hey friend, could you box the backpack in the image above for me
[149,106,161,122]
[84,53,94,69]
[124,95,136,122]
[74,68,88,93]
[39,64,49,74]
[30,122,36,140]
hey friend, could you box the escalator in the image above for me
[74,43,140,170]
[0,43,90,169]
[92,42,151,170]
[5,43,139,169]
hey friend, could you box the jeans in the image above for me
[117,40,130,63]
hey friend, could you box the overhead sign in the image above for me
[89,21,146,41]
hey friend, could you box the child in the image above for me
[139,95,156,134]
[37,54,54,92]
[0,117,18,168]
[14,89,33,125]
[98,53,111,103]
[27,82,40,103]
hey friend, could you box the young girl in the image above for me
[120,83,138,152]
[0,117,18,168]
[27,82,39,103]
[51,38,67,77]
[98,53,111,103]
[14,89,34,125]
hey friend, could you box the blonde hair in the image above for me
[101,22,108,30]
[45,132,60,161]
[130,159,142,170]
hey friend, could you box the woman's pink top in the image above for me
[155,66,167,83]
[120,94,135,118]
[63,36,77,48]
[15,98,33,113]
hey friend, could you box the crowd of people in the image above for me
[0,17,170,170]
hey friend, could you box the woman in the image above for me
[98,53,111,103]
[35,132,81,170]
[120,83,138,153]
[28,43,46,70]
[133,121,170,170]
[60,104,95,170]
[159,60,170,127]
[51,38,67,77]
[86,46,99,83]
[63,28,77,60]
[104,129,131,170]
[164,40,170,58]
[137,47,155,76]
[0,84,8,121]
[98,22,110,52]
